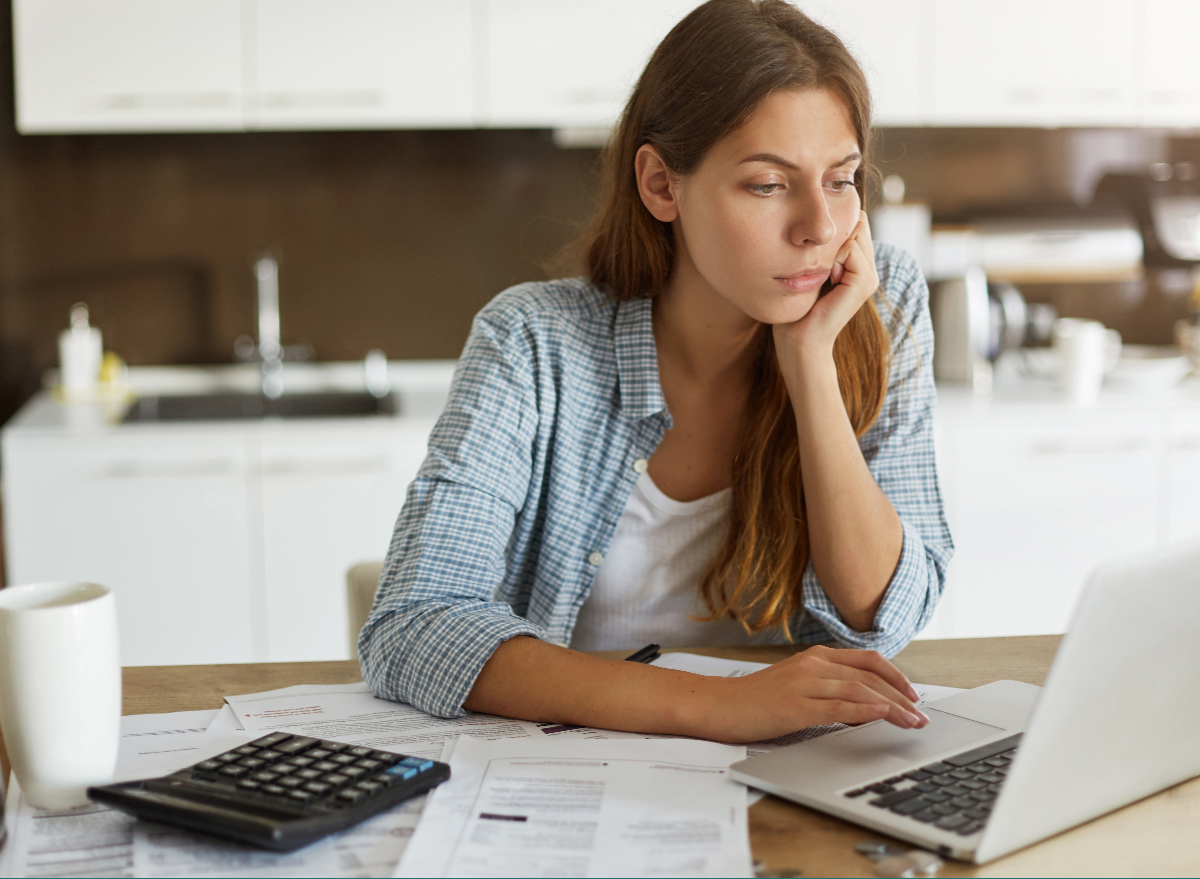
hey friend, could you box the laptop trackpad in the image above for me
[833,708,1004,764]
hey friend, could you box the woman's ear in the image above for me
[635,144,679,223]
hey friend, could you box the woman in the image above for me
[360,0,952,744]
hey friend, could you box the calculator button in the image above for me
[302,782,332,795]
[256,749,283,762]
[354,781,383,793]
[325,773,350,787]
[356,759,382,771]
[274,736,320,755]
[278,776,304,788]
[338,788,367,803]
[308,749,332,760]
[262,784,287,796]
[371,751,401,764]
[341,766,367,778]
[287,789,316,803]
[331,754,357,765]
[250,771,279,783]
[320,741,349,753]
[398,757,424,768]
[386,765,418,781]
[286,756,315,768]
[347,747,374,758]
[233,745,260,756]
[194,761,222,774]
[238,757,266,769]
[252,732,293,748]
[296,769,323,780]
[416,760,434,772]
[216,753,240,763]
[236,779,261,791]
[312,761,339,772]
[219,765,249,777]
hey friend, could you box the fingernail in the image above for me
[906,711,923,728]
[907,685,920,701]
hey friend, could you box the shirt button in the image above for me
[587,552,604,567]
[632,458,649,473]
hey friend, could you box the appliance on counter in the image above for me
[930,268,1056,387]
[928,207,1143,387]
[1092,164,1200,268]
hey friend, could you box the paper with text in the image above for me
[396,736,752,878]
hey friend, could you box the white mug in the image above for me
[0,582,121,809]
[1053,319,1119,405]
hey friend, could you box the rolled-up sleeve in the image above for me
[358,304,545,718]
[798,246,954,656]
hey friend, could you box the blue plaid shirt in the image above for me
[360,243,953,718]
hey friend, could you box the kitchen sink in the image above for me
[122,391,400,423]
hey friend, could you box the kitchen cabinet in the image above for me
[2,430,258,665]
[247,0,475,130]
[13,0,245,133]
[934,407,1161,639]
[930,0,1140,126]
[257,420,435,662]
[481,0,697,129]
[1140,0,1200,126]
[1,362,455,666]
[1164,409,1200,543]
[15,0,1200,133]
[805,0,929,126]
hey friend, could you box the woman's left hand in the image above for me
[773,210,878,362]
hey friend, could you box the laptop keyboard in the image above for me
[842,733,1022,837]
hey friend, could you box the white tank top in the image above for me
[569,472,779,652]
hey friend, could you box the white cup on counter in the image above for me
[0,582,121,809]
[1053,318,1121,405]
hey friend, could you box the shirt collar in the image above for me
[614,297,668,422]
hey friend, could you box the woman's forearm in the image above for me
[787,348,903,632]
[463,636,929,741]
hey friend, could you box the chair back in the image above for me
[345,560,384,660]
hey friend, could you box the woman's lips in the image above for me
[774,270,829,294]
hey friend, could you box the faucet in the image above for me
[254,255,285,399]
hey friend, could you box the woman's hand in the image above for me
[698,644,928,744]
[773,210,879,365]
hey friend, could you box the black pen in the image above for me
[624,643,660,664]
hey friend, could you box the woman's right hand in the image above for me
[696,645,929,743]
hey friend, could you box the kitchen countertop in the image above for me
[4,352,1199,441]
[3,360,459,437]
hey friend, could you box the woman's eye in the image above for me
[747,182,782,195]
[828,180,855,193]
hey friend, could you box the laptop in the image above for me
[729,538,1200,863]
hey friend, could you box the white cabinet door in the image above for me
[805,0,928,126]
[1141,0,1200,126]
[247,0,475,130]
[930,0,1139,126]
[257,420,435,662]
[482,0,698,128]
[2,431,256,665]
[939,409,1160,638]
[1164,409,1200,543]
[13,0,244,133]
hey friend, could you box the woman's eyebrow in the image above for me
[738,151,862,170]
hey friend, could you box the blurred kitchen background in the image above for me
[2,0,1199,666]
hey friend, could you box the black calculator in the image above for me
[87,731,450,852]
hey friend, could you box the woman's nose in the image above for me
[788,185,837,247]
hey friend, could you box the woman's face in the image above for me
[668,87,863,326]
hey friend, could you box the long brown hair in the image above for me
[581,0,891,637]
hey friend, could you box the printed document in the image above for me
[396,736,752,878]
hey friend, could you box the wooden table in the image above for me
[4,636,1198,877]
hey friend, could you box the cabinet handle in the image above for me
[258,456,391,476]
[96,458,239,478]
[1030,438,1151,455]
